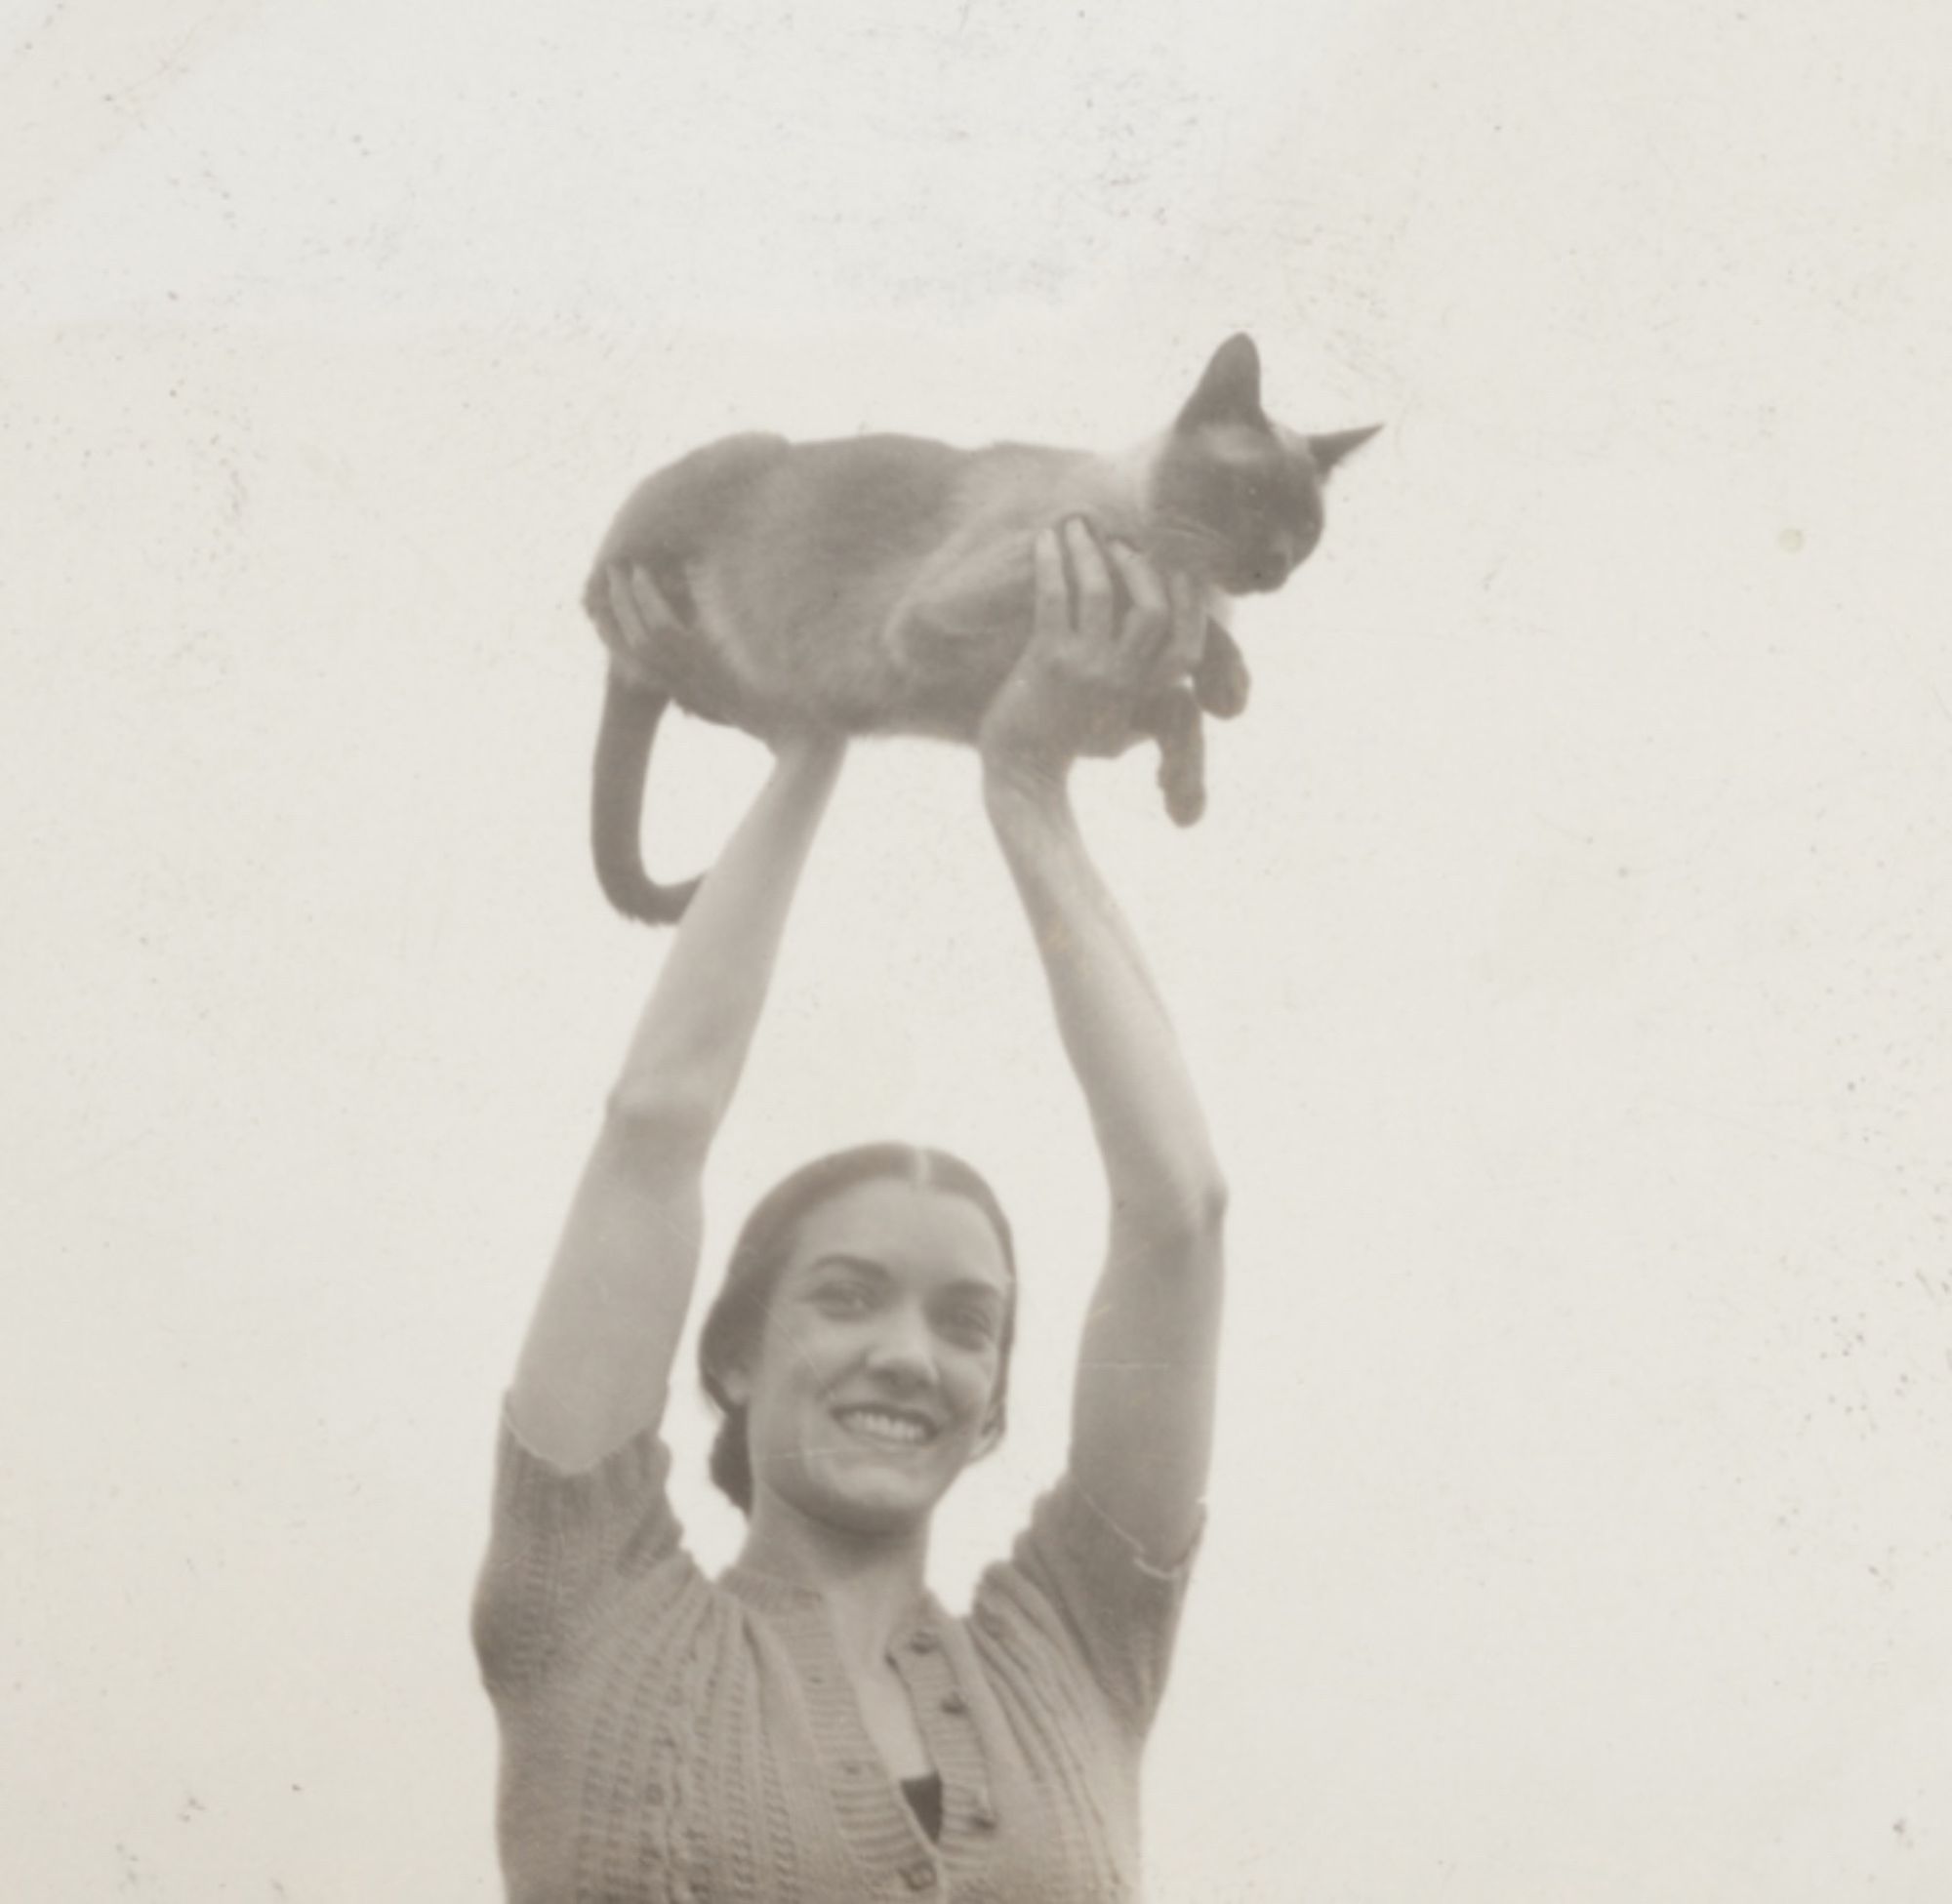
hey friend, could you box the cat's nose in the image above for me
[1249,536,1301,589]
[1274,520,1323,580]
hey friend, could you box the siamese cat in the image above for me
[584,333,1377,922]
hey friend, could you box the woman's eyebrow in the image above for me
[801,1252,890,1279]
[940,1278,1007,1307]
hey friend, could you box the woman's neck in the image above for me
[735,1497,932,1672]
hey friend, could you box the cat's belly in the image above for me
[870,621,1025,741]
[679,562,1028,743]
[756,637,1018,743]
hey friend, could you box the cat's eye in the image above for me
[1234,469,1276,515]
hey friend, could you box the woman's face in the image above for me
[731,1180,1012,1537]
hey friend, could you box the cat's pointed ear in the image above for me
[1307,424,1383,475]
[1176,333,1264,430]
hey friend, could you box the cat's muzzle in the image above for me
[1230,524,1320,593]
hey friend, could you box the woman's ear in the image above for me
[716,1358,753,1409]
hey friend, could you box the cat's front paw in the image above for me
[1193,621,1250,720]
[1161,770,1206,828]
[1151,688,1207,827]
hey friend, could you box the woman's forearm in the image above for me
[984,764,1225,1235]
[607,737,846,1144]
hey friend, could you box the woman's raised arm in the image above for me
[508,567,846,1472]
[979,523,1226,1564]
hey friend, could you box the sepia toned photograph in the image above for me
[5,2,1949,1899]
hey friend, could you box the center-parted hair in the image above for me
[697,1143,1018,1515]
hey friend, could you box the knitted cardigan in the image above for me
[473,1401,1200,1903]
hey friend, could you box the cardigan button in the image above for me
[909,1629,940,1654]
[902,1858,937,1890]
[939,1690,969,1716]
[970,1802,999,1832]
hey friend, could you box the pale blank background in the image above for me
[3,1,1950,1899]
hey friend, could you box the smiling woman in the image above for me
[700,1155,1019,1530]
[472,523,1227,1903]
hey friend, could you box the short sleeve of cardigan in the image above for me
[470,1397,691,1693]
[977,1474,1203,1734]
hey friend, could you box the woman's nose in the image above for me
[864,1309,937,1385]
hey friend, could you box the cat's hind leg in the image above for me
[1147,685,1207,827]
[1193,620,1250,720]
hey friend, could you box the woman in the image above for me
[474,521,1227,1902]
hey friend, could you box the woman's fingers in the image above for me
[1032,526,1070,634]
[1064,518,1117,644]
[1034,520,1201,697]
[1164,571,1206,674]
[626,565,676,633]
[603,565,642,644]
[1108,543,1172,672]
[604,563,678,663]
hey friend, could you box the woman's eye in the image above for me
[813,1283,873,1315]
[942,1308,998,1347]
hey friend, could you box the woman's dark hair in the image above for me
[697,1143,1017,1515]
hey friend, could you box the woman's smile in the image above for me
[834,1403,941,1448]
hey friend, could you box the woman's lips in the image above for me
[834,1405,940,1447]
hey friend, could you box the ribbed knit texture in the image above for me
[473,1400,1200,1902]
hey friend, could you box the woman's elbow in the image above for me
[1184,1172,1230,1242]
[599,1083,720,1163]
[1122,1168,1229,1251]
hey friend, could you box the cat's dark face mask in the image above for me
[1159,334,1378,596]
[1223,459,1323,594]
[1149,439,1322,595]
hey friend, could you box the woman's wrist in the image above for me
[981,749,1073,820]
[774,728,847,783]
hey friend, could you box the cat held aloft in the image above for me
[584,334,1378,923]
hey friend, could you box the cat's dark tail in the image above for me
[591,672,703,925]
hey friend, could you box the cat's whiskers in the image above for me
[1142,512,1231,579]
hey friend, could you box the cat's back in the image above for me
[765,434,1115,569]
[706,432,1081,616]
[591,431,794,580]
[595,428,1096,570]
[722,434,1103,615]
[751,432,976,575]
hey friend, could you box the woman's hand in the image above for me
[605,560,845,766]
[977,519,1205,790]
[603,562,680,666]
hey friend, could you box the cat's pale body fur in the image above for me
[584,336,1376,921]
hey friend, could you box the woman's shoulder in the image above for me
[963,1473,1204,1735]
[474,1396,713,1693]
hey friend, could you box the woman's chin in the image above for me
[802,1454,960,1537]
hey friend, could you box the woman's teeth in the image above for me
[839,1408,935,1446]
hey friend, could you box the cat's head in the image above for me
[1145,334,1379,595]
